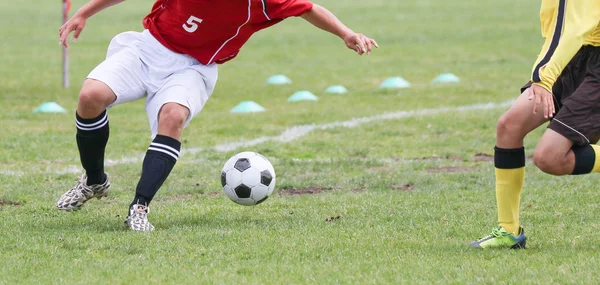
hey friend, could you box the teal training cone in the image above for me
[432,73,460,84]
[288,90,318,102]
[33,102,67,113]
[380,77,411,89]
[266,74,292,85]
[231,101,265,113]
[325,85,348,94]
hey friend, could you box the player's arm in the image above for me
[59,0,125,47]
[300,4,378,55]
[529,0,600,118]
[533,0,600,91]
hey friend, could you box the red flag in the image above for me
[65,0,71,14]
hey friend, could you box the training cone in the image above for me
[380,77,411,89]
[325,85,348,94]
[266,74,292,85]
[432,73,460,84]
[288,90,318,102]
[33,102,67,113]
[230,101,265,113]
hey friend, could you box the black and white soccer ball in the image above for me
[221,151,276,206]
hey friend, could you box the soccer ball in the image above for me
[221,151,276,206]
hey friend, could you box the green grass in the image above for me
[2,0,600,284]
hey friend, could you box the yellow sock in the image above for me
[591,145,600,173]
[496,167,525,235]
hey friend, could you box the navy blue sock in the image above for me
[131,135,181,207]
[76,110,109,185]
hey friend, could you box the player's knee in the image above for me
[158,103,189,129]
[533,146,561,175]
[496,113,523,138]
[78,85,114,114]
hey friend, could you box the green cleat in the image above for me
[469,226,526,249]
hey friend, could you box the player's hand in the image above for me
[528,83,555,119]
[59,15,87,48]
[343,33,378,55]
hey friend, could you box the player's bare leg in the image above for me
[156,103,189,140]
[126,103,189,231]
[534,128,600,177]
[57,79,116,211]
[533,130,575,175]
[470,88,549,249]
[496,88,549,149]
[77,79,117,118]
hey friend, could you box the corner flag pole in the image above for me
[62,0,71,88]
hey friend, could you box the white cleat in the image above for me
[125,204,155,232]
[56,174,110,211]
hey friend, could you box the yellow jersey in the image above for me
[532,0,600,92]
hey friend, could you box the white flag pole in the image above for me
[62,0,69,88]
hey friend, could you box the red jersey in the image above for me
[143,0,313,65]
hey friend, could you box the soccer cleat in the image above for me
[56,174,111,211]
[469,226,527,249]
[125,204,155,232]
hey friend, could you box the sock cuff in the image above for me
[76,110,108,131]
[494,146,525,169]
[148,135,181,162]
[591,145,600,173]
[572,144,595,175]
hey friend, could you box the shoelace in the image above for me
[66,183,84,196]
[491,227,511,238]
[133,205,150,219]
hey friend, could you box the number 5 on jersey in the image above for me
[183,15,203,33]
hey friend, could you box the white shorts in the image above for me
[87,29,218,136]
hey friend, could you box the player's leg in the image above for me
[56,80,117,211]
[76,79,115,185]
[125,68,213,231]
[470,85,549,249]
[495,87,550,233]
[133,102,188,208]
[57,33,147,211]
[533,77,600,176]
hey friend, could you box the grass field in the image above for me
[2,0,600,284]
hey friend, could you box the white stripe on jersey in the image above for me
[208,0,252,64]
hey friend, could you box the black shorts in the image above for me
[521,46,600,145]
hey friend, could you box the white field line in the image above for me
[1,100,513,176]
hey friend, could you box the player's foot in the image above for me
[125,204,155,232]
[56,174,111,211]
[469,226,526,249]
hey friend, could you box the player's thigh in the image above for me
[548,78,600,146]
[536,128,574,157]
[87,47,147,108]
[498,85,549,136]
[145,69,211,135]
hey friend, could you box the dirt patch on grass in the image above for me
[407,155,463,161]
[473,153,493,162]
[391,183,415,191]
[0,200,22,206]
[278,186,332,196]
[427,166,478,173]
